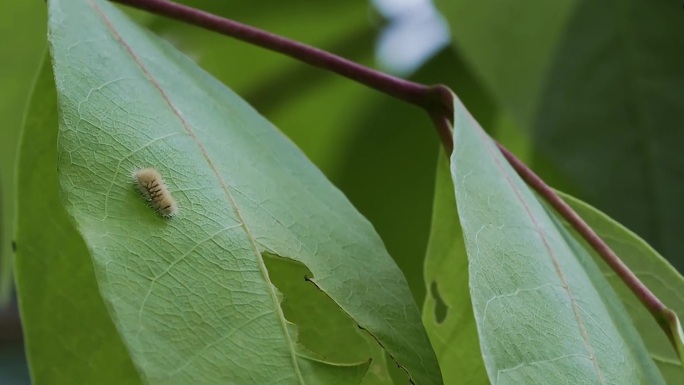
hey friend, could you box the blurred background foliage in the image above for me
[1,0,682,383]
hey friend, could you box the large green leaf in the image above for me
[16,62,380,385]
[556,192,684,383]
[0,0,47,304]
[449,94,664,384]
[532,0,684,271]
[15,60,141,385]
[433,0,576,128]
[45,0,441,383]
[422,151,488,385]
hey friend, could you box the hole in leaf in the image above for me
[430,281,448,324]
[264,253,422,383]
[263,253,372,363]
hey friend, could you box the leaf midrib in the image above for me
[470,122,606,384]
[87,1,305,382]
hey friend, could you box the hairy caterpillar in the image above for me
[133,168,177,217]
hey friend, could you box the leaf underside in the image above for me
[449,94,665,385]
[44,0,442,384]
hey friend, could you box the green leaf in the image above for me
[0,0,47,304]
[449,94,665,384]
[15,59,141,385]
[422,151,488,384]
[46,0,441,384]
[531,0,684,272]
[556,191,684,383]
[433,0,576,128]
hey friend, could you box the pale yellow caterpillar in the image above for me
[133,167,177,217]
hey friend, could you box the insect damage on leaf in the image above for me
[133,167,178,217]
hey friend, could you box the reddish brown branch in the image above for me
[111,0,452,117]
[430,114,454,155]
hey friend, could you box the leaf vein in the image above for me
[476,125,606,384]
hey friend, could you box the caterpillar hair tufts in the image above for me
[133,167,178,218]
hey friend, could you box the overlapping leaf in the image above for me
[15,60,141,385]
[0,0,47,305]
[449,94,665,384]
[422,151,488,384]
[43,0,441,384]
